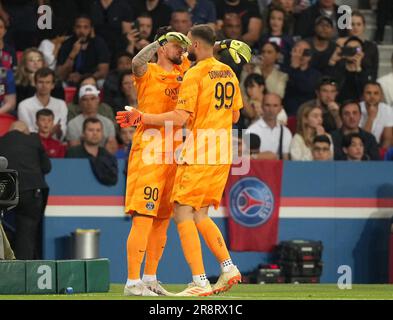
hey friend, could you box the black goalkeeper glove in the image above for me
[219,39,252,64]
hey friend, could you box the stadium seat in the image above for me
[64,87,77,104]
[16,51,23,65]
[0,114,16,136]
[287,116,297,135]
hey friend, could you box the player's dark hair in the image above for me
[154,26,173,41]
[190,25,216,46]
[34,67,56,83]
[36,108,55,120]
[83,117,102,132]
[313,135,331,146]
[137,12,152,19]
[342,132,364,148]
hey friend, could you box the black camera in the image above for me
[340,46,360,57]
[0,157,19,210]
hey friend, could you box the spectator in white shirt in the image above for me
[359,82,393,148]
[38,27,68,70]
[17,67,68,140]
[246,93,292,160]
[377,52,393,106]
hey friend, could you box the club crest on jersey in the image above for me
[229,177,274,227]
[146,202,155,211]
[176,76,183,82]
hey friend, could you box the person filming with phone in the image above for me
[56,15,110,87]
[326,36,370,103]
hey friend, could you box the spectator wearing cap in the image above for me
[68,75,115,123]
[66,84,117,154]
[290,104,333,161]
[377,52,393,106]
[305,16,337,74]
[168,0,217,30]
[299,76,341,133]
[246,93,292,160]
[17,67,68,140]
[342,133,367,161]
[331,100,380,161]
[294,0,348,39]
[56,15,110,87]
[215,0,263,46]
[359,82,393,149]
[36,109,67,158]
[259,6,294,68]
[326,36,371,103]
[283,40,321,117]
[312,135,332,161]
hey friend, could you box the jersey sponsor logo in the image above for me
[164,88,180,100]
[229,177,274,227]
[146,201,155,211]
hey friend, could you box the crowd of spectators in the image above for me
[0,0,393,167]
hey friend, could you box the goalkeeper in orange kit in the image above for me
[118,25,250,297]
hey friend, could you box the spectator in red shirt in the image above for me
[36,108,66,158]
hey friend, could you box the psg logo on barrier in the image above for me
[229,177,274,227]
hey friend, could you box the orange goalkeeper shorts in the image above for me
[125,148,177,218]
[170,164,231,211]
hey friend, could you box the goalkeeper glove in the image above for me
[157,32,191,48]
[219,39,252,64]
[116,106,143,128]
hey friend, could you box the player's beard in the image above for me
[188,52,197,61]
[169,56,182,65]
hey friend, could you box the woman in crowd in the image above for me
[260,6,294,68]
[110,70,137,114]
[290,104,332,160]
[14,48,64,105]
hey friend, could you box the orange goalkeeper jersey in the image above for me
[132,57,191,159]
[175,57,243,165]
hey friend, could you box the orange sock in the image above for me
[196,217,230,263]
[177,220,205,275]
[143,218,170,276]
[127,215,153,280]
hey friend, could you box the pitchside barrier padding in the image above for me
[0,258,110,294]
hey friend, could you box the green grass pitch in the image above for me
[1,284,393,300]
